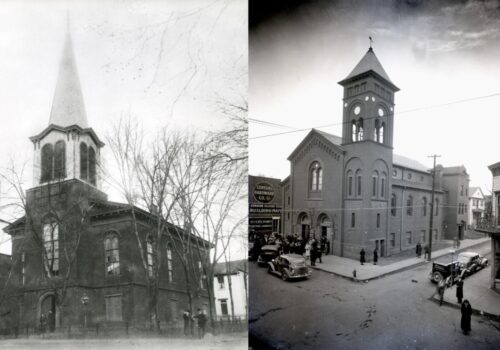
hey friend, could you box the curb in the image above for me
[429,295,500,321]
[309,239,490,282]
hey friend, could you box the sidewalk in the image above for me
[431,265,500,319]
[309,238,490,282]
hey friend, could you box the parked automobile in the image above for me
[267,254,311,281]
[457,252,488,276]
[257,245,280,266]
[430,260,461,284]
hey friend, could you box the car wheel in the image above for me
[432,272,443,283]
[281,272,288,281]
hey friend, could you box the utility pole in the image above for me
[427,154,441,261]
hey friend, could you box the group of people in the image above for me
[252,232,330,264]
[359,248,378,265]
[39,310,55,335]
[183,308,207,339]
[437,277,472,335]
[415,242,431,259]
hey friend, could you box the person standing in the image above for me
[373,249,378,265]
[317,239,323,263]
[461,300,472,335]
[310,240,317,266]
[424,245,430,260]
[48,310,55,333]
[183,310,191,336]
[40,313,47,335]
[360,248,366,265]
[437,279,446,306]
[194,308,207,339]
[416,243,422,258]
[456,279,464,304]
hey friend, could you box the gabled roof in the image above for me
[214,259,247,275]
[469,187,484,199]
[338,48,399,91]
[440,165,468,176]
[393,154,429,173]
[49,29,88,129]
[287,129,344,161]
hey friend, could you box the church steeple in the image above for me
[49,25,88,128]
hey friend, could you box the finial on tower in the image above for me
[369,36,373,50]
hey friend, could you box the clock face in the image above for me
[378,108,384,117]
[354,106,361,115]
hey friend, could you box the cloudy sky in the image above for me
[250,0,500,195]
[0,0,247,255]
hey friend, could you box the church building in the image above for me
[0,29,209,333]
[280,47,469,259]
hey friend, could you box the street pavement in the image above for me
[249,241,500,350]
[311,238,490,281]
[0,332,248,350]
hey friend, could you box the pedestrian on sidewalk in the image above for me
[183,310,192,336]
[456,278,464,304]
[460,300,472,335]
[416,242,422,258]
[437,279,446,306]
[424,245,430,260]
[310,240,318,266]
[317,240,323,263]
[360,248,366,265]
[373,249,378,265]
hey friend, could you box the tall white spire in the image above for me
[49,20,88,128]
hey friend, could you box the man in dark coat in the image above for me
[360,248,366,265]
[310,240,318,266]
[456,279,464,304]
[424,245,430,260]
[183,310,191,336]
[194,309,207,339]
[416,243,422,258]
[461,300,472,334]
[373,249,378,265]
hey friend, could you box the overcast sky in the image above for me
[0,0,247,256]
[250,0,500,196]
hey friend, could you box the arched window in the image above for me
[376,213,381,228]
[407,195,413,216]
[43,221,59,276]
[53,140,66,179]
[41,144,54,183]
[310,162,322,191]
[300,214,310,240]
[352,120,357,142]
[372,171,379,197]
[351,212,356,228]
[380,173,386,198]
[166,243,173,283]
[347,170,353,197]
[422,197,427,217]
[391,193,397,216]
[356,169,362,196]
[80,142,88,180]
[104,234,120,276]
[89,147,96,186]
[146,237,155,277]
[374,119,380,141]
[380,123,385,144]
[357,119,364,141]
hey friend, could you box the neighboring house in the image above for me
[475,163,500,291]
[0,29,210,332]
[276,46,470,259]
[468,187,485,228]
[213,260,247,320]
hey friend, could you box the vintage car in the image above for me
[257,245,280,266]
[430,260,461,284]
[457,252,488,276]
[267,254,311,281]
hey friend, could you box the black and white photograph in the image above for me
[0,0,247,349]
[250,0,500,349]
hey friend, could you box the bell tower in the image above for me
[338,47,399,147]
[29,26,105,191]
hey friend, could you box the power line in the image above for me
[250,91,500,140]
